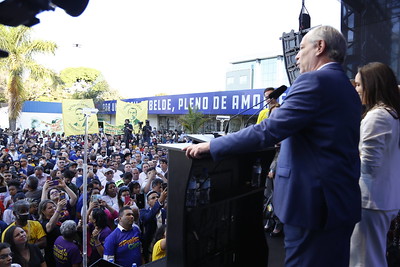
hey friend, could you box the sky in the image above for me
[33,0,341,99]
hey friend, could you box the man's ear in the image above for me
[316,40,327,56]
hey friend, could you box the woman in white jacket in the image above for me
[350,62,400,267]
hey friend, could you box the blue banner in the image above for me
[100,88,285,115]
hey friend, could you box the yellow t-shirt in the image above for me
[152,239,166,261]
[256,108,270,124]
[1,220,46,244]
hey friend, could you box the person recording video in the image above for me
[123,119,133,144]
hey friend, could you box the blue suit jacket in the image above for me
[210,63,362,230]
[140,201,167,242]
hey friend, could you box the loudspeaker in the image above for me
[299,13,311,30]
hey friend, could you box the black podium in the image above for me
[144,141,275,267]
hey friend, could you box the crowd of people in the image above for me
[0,127,179,266]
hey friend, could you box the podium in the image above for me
[146,140,275,267]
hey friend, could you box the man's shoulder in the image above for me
[28,220,44,228]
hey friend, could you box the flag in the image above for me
[103,122,124,135]
[62,99,99,136]
[116,100,148,132]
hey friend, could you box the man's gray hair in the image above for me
[13,200,29,214]
[60,220,77,238]
[307,25,347,64]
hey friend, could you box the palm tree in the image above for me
[179,106,210,134]
[0,25,57,130]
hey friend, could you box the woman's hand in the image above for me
[57,199,67,211]
[43,180,51,191]
[92,226,100,239]
[98,199,108,209]
[58,178,67,189]
[89,200,100,210]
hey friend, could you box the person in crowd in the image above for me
[7,144,19,162]
[156,158,168,180]
[38,156,54,175]
[32,166,49,188]
[38,199,67,266]
[84,187,117,229]
[140,189,167,263]
[0,174,9,206]
[53,157,66,172]
[1,172,12,185]
[103,206,142,266]
[102,181,118,208]
[152,225,167,262]
[87,208,112,265]
[41,178,77,222]
[114,186,137,212]
[142,120,152,144]
[23,176,42,203]
[3,226,46,267]
[142,167,157,194]
[131,167,140,183]
[129,181,145,209]
[2,193,25,226]
[119,172,133,188]
[75,163,97,189]
[123,119,134,145]
[1,200,47,249]
[18,158,34,177]
[0,242,21,267]
[349,62,400,267]
[28,200,39,221]
[100,169,116,187]
[109,161,123,181]
[3,180,20,209]
[53,220,82,267]
[184,25,362,266]
[11,162,21,178]
[63,170,80,197]
[75,180,102,221]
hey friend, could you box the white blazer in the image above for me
[359,106,400,210]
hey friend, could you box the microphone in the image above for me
[267,85,288,100]
[224,85,287,135]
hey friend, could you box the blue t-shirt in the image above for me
[103,225,142,266]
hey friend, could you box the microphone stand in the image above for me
[244,102,269,128]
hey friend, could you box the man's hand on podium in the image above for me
[183,142,211,159]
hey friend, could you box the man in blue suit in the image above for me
[184,26,362,266]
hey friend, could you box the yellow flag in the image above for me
[116,100,148,132]
[62,99,99,136]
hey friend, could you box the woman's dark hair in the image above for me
[117,186,130,208]
[7,179,21,190]
[103,181,116,196]
[359,62,400,118]
[153,224,167,244]
[91,208,108,229]
[4,226,26,250]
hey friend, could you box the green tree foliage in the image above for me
[0,25,57,130]
[60,67,119,102]
[179,106,210,134]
